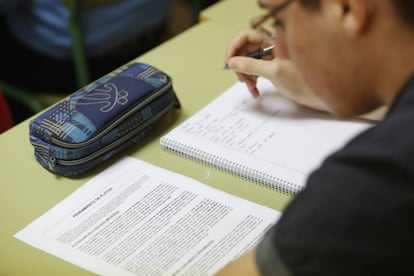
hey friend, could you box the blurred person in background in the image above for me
[0,0,171,122]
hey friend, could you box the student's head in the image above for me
[258,0,414,117]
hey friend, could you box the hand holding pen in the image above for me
[224,28,329,113]
[246,45,275,59]
[224,45,275,70]
[224,29,279,98]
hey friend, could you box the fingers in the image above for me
[225,29,270,63]
[236,72,259,98]
[228,57,277,98]
[225,29,275,98]
[227,56,278,81]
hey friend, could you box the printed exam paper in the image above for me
[15,157,280,276]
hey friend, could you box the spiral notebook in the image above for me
[160,78,372,195]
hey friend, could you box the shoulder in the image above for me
[337,86,414,170]
[272,88,414,275]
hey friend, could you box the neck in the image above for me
[364,7,414,106]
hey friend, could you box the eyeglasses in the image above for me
[250,0,296,35]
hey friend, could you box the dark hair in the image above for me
[394,0,414,26]
[299,0,414,26]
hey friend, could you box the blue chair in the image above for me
[0,0,90,116]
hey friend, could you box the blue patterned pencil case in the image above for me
[29,62,180,176]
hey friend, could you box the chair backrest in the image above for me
[0,0,90,123]
[68,0,91,87]
[0,89,13,133]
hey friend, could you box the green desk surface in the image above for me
[201,0,263,29]
[0,20,290,275]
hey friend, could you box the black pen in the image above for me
[224,45,275,70]
[246,45,275,59]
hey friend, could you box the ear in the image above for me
[324,0,374,36]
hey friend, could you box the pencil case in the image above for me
[29,62,180,176]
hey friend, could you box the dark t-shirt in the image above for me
[258,76,414,276]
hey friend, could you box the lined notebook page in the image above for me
[161,78,372,194]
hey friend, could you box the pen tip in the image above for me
[223,64,230,70]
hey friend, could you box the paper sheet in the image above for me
[15,157,280,276]
[161,78,372,192]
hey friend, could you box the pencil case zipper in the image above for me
[50,98,175,167]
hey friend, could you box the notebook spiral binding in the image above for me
[160,137,302,195]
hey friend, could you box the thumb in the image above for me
[227,56,278,80]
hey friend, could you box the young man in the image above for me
[219,0,414,275]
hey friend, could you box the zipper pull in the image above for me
[49,156,57,171]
